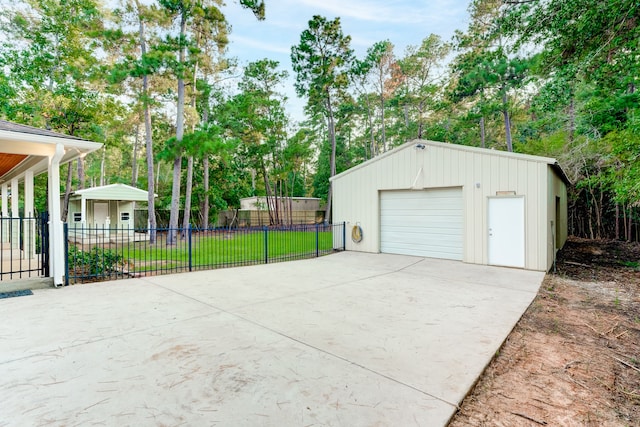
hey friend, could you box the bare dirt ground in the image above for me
[449,237,640,427]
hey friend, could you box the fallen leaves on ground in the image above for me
[449,237,640,426]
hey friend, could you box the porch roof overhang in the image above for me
[0,120,102,184]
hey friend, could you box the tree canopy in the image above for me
[1,0,639,240]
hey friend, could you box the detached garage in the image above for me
[331,140,570,271]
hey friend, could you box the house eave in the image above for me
[0,129,102,184]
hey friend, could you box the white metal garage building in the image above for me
[331,140,570,271]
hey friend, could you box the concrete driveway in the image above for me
[0,252,544,426]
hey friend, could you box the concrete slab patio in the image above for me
[0,252,545,426]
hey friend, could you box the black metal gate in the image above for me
[0,212,50,281]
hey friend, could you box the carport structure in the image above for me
[0,120,102,285]
[0,252,545,425]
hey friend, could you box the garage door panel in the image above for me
[381,199,461,210]
[382,239,461,252]
[382,232,462,245]
[381,214,462,225]
[380,208,462,217]
[383,235,461,247]
[382,227,463,237]
[381,209,463,217]
[380,188,463,260]
[382,242,461,259]
[381,195,461,205]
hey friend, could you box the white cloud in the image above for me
[230,35,292,55]
[297,0,448,25]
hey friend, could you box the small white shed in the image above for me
[65,183,150,242]
[331,140,570,271]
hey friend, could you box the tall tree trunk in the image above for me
[276,180,282,226]
[136,0,156,243]
[380,92,386,152]
[61,162,73,222]
[501,87,513,152]
[274,184,281,225]
[417,100,424,140]
[182,50,199,236]
[202,109,209,229]
[627,206,632,242]
[182,156,193,236]
[568,96,576,143]
[480,116,486,148]
[587,199,595,240]
[100,146,106,186]
[168,156,182,244]
[588,188,602,239]
[403,104,409,127]
[366,98,375,158]
[289,172,295,225]
[597,189,604,238]
[132,122,140,187]
[168,10,188,244]
[144,100,156,243]
[203,156,209,228]
[77,158,85,189]
[261,160,275,225]
[623,204,628,241]
[615,203,620,240]
[325,95,337,223]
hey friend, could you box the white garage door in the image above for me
[380,188,463,260]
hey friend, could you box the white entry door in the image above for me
[94,202,108,227]
[488,197,525,268]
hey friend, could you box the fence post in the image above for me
[315,223,319,257]
[64,222,69,286]
[342,221,346,251]
[188,223,193,272]
[41,212,50,277]
[263,226,268,264]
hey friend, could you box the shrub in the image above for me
[68,246,125,277]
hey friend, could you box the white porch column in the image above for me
[11,178,19,249]
[104,215,111,239]
[48,143,65,286]
[1,183,8,243]
[81,195,87,223]
[23,170,35,259]
[80,195,87,239]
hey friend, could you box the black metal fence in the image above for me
[64,222,346,285]
[0,214,49,282]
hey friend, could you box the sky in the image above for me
[220,0,471,123]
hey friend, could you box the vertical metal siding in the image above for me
[471,153,484,264]
[332,141,565,270]
[525,161,540,269]
[546,169,569,270]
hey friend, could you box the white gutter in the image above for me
[0,129,102,152]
